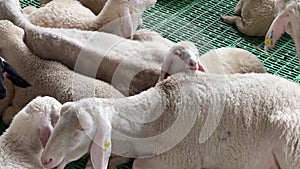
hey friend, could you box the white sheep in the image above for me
[159,41,204,81]
[159,45,266,81]
[264,0,300,64]
[221,0,277,36]
[0,20,124,125]
[24,0,157,38]
[199,47,267,74]
[0,96,62,169]
[41,72,300,169]
[0,1,267,95]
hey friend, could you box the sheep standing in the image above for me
[0,20,124,125]
[41,72,300,169]
[25,0,157,38]
[221,0,277,36]
[0,96,62,169]
[264,0,300,65]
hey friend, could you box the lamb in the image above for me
[24,0,157,38]
[41,72,300,169]
[199,47,267,74]
[0,20,124,125]
[160,46,266,80]
[159,41,205,81]
[0,0,268,95]
[0,57,31,99]
[221,0,277,36]
[264,0,300,65]
[0,96,62,169]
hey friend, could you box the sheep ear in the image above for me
[90,116,112,169]
[160,55,173,80]
[3,61,31,88]
[38,119,53,148]
[198,61,205,72]
[119,7,133,38]
[265,9,293,49]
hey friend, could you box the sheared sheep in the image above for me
[41,72,300,169]
[0,20,124,125]
[0,96,62,169]
[24,0,157,38]
[221,0,277,36]
[264,0,300,65]
[0,57,31,99]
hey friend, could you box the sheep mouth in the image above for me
[51,158,66,169]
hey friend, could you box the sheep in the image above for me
[0,0,267,95]
[221,0,277,36]
[25,0,157,38]
[0,57,31,99]
[264,0,300,65]
[37,0,107,14]
[159,46,266,81]
[199,47,267,74]
[0,96,62,169]
[0,20,125,125]
[41,72,300,169]
[159,41,205,81]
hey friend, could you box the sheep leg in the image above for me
[234,0,244,15]
[221,15,239,25]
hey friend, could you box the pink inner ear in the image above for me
[198,62,205,72]
[39,124,53,148]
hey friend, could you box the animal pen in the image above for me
[1,0,299,168]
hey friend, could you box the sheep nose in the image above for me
[188,60,198,70]
[42,158,52,166]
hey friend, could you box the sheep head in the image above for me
[160,41,204,81]
[264,0,300,50]
[41,99,113,169]
[10,96,62,148]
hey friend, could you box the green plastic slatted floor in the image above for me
[1,0,298,168]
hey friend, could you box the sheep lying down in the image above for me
[24,0,157,38]
[0,57,31,99]
[0,96,62,169]
[0,20,125,125]
[221,0,277,36]
[42,72,300,169]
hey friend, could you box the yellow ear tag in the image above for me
[104,141,111,152]
[265,38,271,46]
